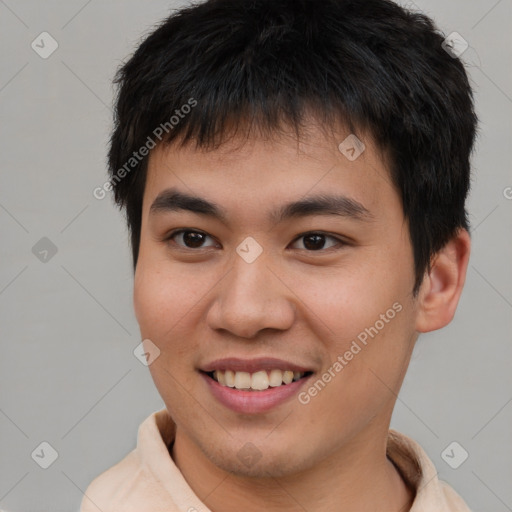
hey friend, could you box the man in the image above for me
[82,0,477,510]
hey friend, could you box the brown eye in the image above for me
[291,232,344,251]
[167,230,217,249]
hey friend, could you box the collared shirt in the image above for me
[80,408,472,512]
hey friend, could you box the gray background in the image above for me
[0,0,511,511]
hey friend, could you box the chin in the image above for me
[203,442,313,479]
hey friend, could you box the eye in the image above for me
[164,229,346,252]
[166,229,218,249]
[290,232,345,251]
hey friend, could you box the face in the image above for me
[133,124,421,478]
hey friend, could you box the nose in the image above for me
[206,251,296,339]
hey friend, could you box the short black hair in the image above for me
[107,0,478,296]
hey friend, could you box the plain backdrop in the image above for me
[1,0,511,510]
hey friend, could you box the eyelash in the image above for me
[163,229,349,253]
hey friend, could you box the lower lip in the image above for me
[200,371,313,414]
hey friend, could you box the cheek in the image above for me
[299,303,414,445]
[300,261,400,349]
[134,258,191,329]
[301,253,415,396]
[133,265,185,346]
[133,262,210,361]
[133,268,163,335]
[133,266,202,397]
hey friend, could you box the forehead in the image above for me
[143,126,399,227]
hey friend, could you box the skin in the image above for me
[133,122,471,512]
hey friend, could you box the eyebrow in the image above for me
[149,187,375,225]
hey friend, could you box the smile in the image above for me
[206,369,311,390]
[200,369,314,414]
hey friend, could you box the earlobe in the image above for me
[415,229,471,333]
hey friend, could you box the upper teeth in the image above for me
[213,369,305,390]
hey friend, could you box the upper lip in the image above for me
[200,357,314,374]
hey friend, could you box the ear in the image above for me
[415,228,471,333]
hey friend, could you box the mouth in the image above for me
[201,369,314,391]
[199,357,316,413]
[199,358,316,414]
